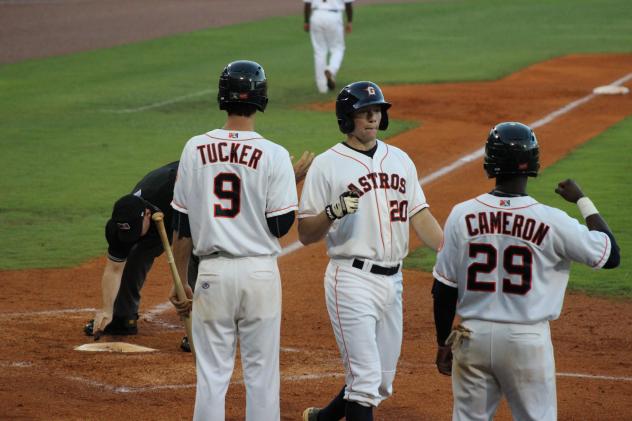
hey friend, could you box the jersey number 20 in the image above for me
[467,243,533,295]
[214,173,241,218]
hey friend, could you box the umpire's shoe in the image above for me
[180,336,191,353]
[302,407,321,421]
[84,317,138,336]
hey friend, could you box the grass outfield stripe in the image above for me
[103,88,215,113]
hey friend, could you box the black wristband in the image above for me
[325,204,337,221]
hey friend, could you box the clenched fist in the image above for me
[325,190,360,220]
[555,179,585,203]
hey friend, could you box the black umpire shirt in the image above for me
[105,161,179,262]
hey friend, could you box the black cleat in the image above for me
[84,318,138,336]
[180,336,191,352]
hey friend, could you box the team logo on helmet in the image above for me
[367,86,376,95]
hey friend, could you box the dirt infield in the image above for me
[1,53,632,420]
[2,1,632,420]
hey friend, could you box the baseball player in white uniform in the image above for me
[170,60,298,421]
[432,122,620,421]
[299,81,443,421]
[304,0,354,93]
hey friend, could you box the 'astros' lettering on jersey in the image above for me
[299,140,428,263]
[433,193,612,323]
[172,129,298,257]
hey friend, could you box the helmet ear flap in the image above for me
[378,108,389,131]
[338,116,355,134]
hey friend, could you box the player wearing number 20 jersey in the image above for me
[171,61,297,421]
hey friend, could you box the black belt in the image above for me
[352,259,400,276]
[314,8,342,13]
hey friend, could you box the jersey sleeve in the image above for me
[406,156,429,218]
[432,207,460,288]
[266,148,298,217]
[298,154,330,218]
[553,210,612,269]
[171,141,192,214]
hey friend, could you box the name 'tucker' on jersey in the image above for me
[172,129,298,257]
[433,193,611,323]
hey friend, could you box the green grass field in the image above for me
[1,0,630,296]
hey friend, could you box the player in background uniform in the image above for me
[170,60,298,421]
[304,0,353,93]
[299,81,443,421]
[84,161,198,345]
[432,122,620,421]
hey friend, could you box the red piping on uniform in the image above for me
[204,133,263,141]
[593,234,610,268]
[379,145,393,261]
[409,203,429,215]
[267,204,298,213]
[171,200,188,212]
[475,198,540,210]
[434,269,457,286]
[332,147,386,255]
[334,266,356,388]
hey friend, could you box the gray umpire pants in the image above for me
[113,242,199,320]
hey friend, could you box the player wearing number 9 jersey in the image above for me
[171,60,297,421]
[432,122,620,421]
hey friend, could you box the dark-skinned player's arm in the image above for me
[170,211,193,317]
[555,179,620,268]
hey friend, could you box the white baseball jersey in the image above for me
[299,140,428,264]
[304,0,352,12]
[300,140,428,407]
[172,129,298,257]
[305,0,353,93]
[433,193,612,323]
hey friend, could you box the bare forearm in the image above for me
[101,259,125,313]
[411,208,443,251]
[298,213,333,245]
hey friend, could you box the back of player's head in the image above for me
[336,81,391,134]
[484,122,540,179]
[218,60,268,113]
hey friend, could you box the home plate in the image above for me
[593,85,629,95]
[74,342,156,353]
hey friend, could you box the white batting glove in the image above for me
[325,191,360,220]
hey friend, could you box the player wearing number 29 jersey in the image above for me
[171,60,297,421]
[432,122,620,421]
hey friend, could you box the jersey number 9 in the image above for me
[214,173,241,218]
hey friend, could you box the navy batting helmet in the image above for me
[218,60,268,112]
[484,122,540,178]
[335,81,391,134]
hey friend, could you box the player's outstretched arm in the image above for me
[555,179,620,268]
[298,190,359,245]
[411,208,443,251]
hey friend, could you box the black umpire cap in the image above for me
[110,194,147,243]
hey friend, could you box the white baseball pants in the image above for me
[452,319,557,421]
[324,260,403,407]
[192,255,281,421]
[309,10,345,93]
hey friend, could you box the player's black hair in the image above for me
[224,102,258,117]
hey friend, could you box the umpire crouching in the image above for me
[84,161,197,351]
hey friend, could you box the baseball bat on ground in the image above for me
[151,211,196,357]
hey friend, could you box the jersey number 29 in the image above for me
[467,243,533,295]
[214,173,241,218]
